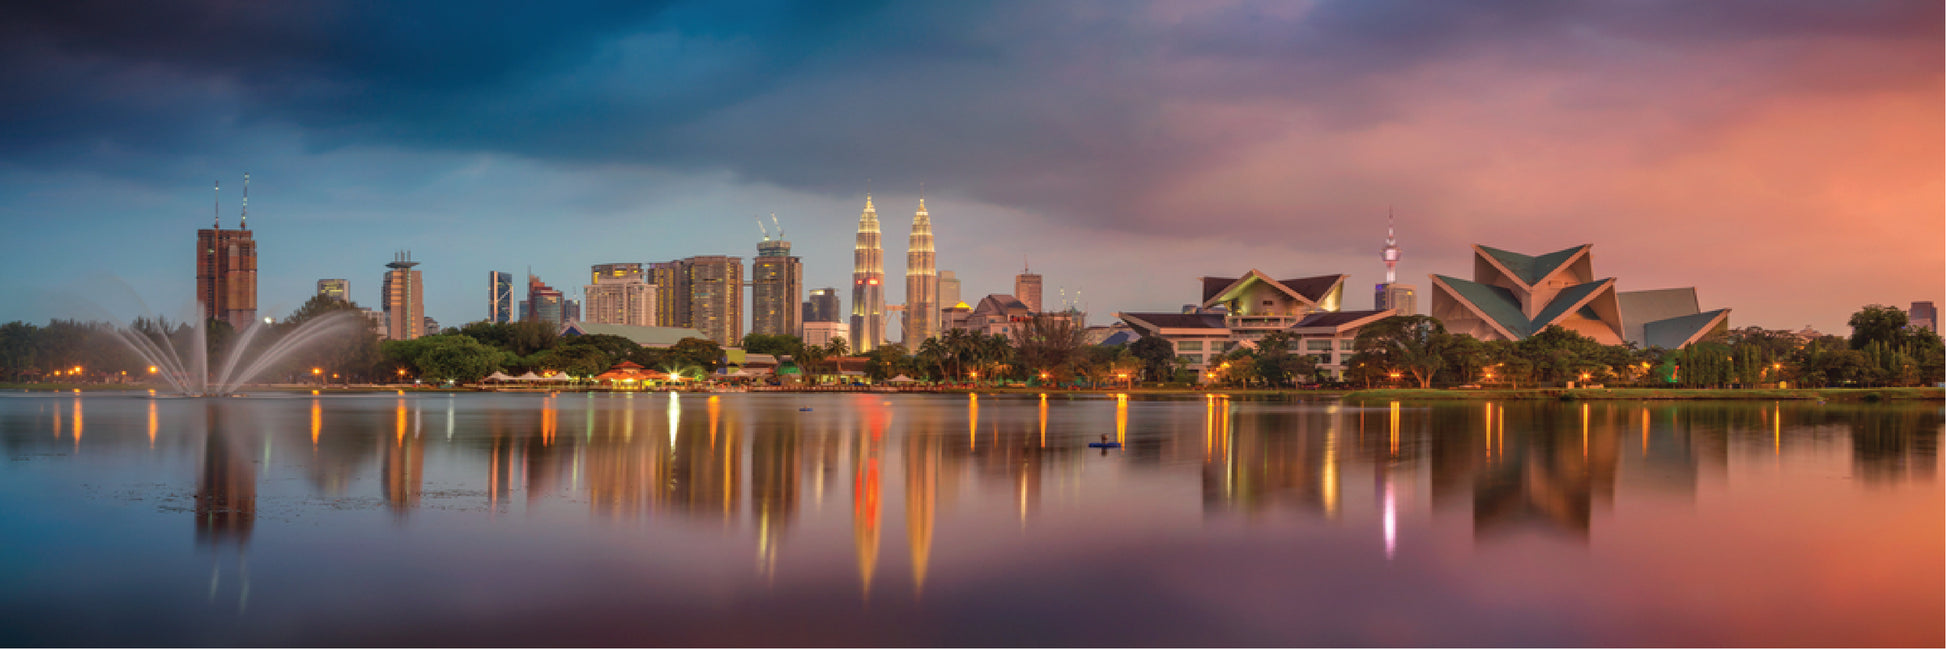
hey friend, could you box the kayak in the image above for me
[1088,442,1122,448]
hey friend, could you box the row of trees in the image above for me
[1334,306,1944,389]
[5,299,1940,389]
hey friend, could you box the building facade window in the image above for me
[1306,339,1333,351]
[1177,341,1203,351]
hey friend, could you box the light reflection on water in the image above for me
[0,392,1939,646]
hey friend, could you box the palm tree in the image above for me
[917,337,948,382]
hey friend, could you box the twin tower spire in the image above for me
[850,193,938,352]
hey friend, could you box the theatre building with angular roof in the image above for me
[1429,244,1730,349]
[1118,270,1395,381]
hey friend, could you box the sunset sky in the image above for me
[1,1,1939,335]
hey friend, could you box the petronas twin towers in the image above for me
[850,194,937,353]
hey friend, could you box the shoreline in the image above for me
[6,383,1940,402]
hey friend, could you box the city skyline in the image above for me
[0,2,1940,335]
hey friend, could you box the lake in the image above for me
[0,391,1939,646]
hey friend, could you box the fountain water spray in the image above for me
[108,306,363,396]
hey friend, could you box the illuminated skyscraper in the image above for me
[1014,264,1043,313]
[851,195,885,352]
[316,279,348,303]
[488,271,513,323]
[650,261,683,327]
[683,255,744,347]
[753,227,803,338]
[904,198,939,344]
[584,263,654,326]
[381,251,424,340]
[197,176,258,330]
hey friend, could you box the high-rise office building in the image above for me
[904,198,939,344]
[683,255,744,347]
[197,177,258,330]
[1911,301,1938,332]
[1014,264,1043,314]
[650,261,684,328]
[1373,212,1415,314]
[1381,285,1417,316]
[937,271,961,313]
[316,279,348,303]
[753,235,803,338]
[851,195,885,352]
[381,251,424,340]
[804,288,841,324]
[585,263,655,326]
[525,275,565,325]
[802,320,849,348]
[488,271,513,323]
[563,298,580,323]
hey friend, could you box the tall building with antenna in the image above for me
[196,174,258,330]
[850,195,885,352]
[1014,262,1043,313]
[382,251,424,340]
[904,197,939,344]
[1375,211,1416,315]
[752,214,803,338]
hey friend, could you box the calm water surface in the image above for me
[0,392,1939,646]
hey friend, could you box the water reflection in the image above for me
[196,403,255,547]
[0,393,1937,645]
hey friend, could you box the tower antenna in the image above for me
[213,180,220,229]
[240,172,250,230]
[1381,207,1402,285]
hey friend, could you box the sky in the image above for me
[1,0,1940,336]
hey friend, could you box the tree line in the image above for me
[1329,306,1943,389]
[4,298,1939,389]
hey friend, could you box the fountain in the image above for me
[108,307,364,396]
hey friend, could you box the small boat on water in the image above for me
[1088,442,1121,449]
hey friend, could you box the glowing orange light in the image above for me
[312,367,322,376]
[147,366,158,374]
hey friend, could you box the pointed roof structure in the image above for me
[1199,271,1346,313]
[1429,243,1728,347]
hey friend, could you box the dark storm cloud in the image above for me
[1,0,1938,229]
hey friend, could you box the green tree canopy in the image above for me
[1352,315,1449,388]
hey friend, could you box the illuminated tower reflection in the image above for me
[853,402,885,600]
